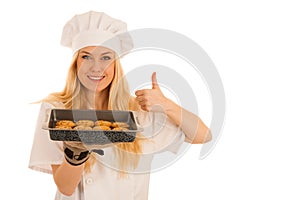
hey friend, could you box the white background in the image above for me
[1,0,300,199]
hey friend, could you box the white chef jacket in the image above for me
[29,102,185,200]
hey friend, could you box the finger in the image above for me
[151,72,159,89]
[141,104,149,112]
[135,89,146,96]
[136,97,148,106]
[138,99,149,107]
[135,89,152,96]
[136,96,144,102]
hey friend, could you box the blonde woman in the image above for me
[29,11,211,200]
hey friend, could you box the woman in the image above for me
[29,11,211,200]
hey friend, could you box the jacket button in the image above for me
[86,178,93,184]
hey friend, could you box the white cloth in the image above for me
[61,11,133,55]
[29,102,185,200]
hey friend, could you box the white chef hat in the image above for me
[60,11,133,56]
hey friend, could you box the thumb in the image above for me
[152,72,160,89]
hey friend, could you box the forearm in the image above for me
[164,99,212,144]
[51,160,84,196]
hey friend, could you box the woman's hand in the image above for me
[63,142,107,166]
[135,72,170,112]
[135,71,211,144]
[63,142,91,166]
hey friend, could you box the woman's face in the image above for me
[77,46,115,93]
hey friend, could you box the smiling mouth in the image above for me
[88,75,105,81]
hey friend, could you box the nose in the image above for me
[90,60,105,73]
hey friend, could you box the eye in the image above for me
[82,55,92,60]
[101,56,111,60]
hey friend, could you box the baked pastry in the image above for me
[73,125,93,130]
[75,120,94,127]
[111,122,130,128]
[93,125,111,131]
[55,125,73,129]
[112,127,128,131]
[95,120,112,127]
[55,120,76,128]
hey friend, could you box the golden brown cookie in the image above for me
[75,120,94,127]
[93,125,111,131]
[95,120,112,127]
[55,125,73,130]
[73,125,93,130]
[111,122,130,128]
[112,127,129,131]
[55,120,76,128]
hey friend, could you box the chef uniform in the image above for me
[29,102,185,200]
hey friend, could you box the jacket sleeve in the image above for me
[136,111,185,155]
[28,102,64,174]
[55,190,78,200]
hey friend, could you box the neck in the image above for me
[82,87,110,110]
[94,89,109,110]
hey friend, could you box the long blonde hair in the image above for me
[43,51,143,173]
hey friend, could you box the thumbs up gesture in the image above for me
[135,72,169,112]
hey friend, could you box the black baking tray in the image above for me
[45,109,140,145]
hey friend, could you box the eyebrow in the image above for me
[79,51,113,55]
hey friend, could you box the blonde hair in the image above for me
[43,51,143,173]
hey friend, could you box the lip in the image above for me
[87,75,105,82]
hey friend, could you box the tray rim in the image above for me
[44,108,143,132]
[43,127,142,132]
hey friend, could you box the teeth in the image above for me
[88,76,104,80]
